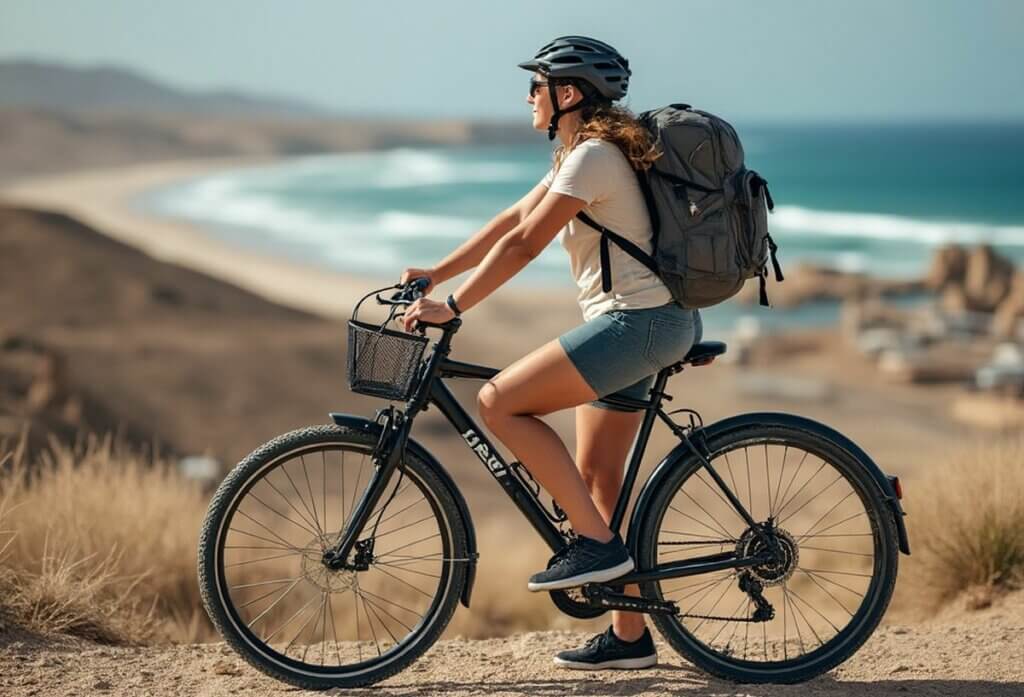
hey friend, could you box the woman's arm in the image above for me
[430,181,549,284]
[450,191,585,312]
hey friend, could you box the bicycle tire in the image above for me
[198,424,469,690]
[636,421,899,683]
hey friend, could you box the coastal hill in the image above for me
[0,60,534,182]
[0,59,330,118]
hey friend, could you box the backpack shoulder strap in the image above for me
[575,211,660,293]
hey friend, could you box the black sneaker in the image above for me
[553,626,657,670]
[526,533,633,592]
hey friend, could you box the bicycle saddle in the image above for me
[682,341,727,366]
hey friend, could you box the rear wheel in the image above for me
[636,422,899,683]
[198,424,469,690]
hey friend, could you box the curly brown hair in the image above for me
[552,97,661,173]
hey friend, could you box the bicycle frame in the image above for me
[323,319,772,586]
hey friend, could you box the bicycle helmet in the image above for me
[518,35,631,140]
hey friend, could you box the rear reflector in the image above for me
[888,475,903,499]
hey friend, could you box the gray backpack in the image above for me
[576,103,783,308]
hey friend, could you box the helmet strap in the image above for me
[546,81,589,141]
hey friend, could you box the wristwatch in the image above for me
[445,293,463,317]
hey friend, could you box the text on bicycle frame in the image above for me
[461,428,507,478]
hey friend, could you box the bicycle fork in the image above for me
[322,407,408,570]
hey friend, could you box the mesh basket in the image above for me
[347,318,429,401]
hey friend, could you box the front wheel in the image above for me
[198,424,469,690]
[636,421,900,683]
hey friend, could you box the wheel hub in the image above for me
[735,525,799,587]
[302,537,356,592]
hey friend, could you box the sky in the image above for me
[1,0,1022,123]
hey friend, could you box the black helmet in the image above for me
[518,35,631,140]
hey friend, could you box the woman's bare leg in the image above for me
[476,338,613,542]
[575,403,648,641]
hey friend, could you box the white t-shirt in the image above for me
[541,139,674,322]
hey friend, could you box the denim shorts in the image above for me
[557,302,703,412]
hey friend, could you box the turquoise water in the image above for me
[141,123,1024,330]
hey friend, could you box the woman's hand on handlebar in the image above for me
[399,267,437,295]
[402,297,455,333]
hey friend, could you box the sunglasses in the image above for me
[528,78,550,97]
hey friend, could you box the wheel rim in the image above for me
[213,442,454,677]
[649,436,888,668]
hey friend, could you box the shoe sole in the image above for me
[526,558,635,592]
[553,654,658,670]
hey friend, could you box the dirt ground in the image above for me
[2,592,1021,697]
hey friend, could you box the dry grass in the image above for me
[0,434,586,646]
[902,435,1024,610]
[0,433,210,643]
[6,429,1019,647]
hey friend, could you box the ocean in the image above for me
[139,123,1024,330]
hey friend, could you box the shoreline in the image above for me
[0,157,579,321]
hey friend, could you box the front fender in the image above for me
[627,412,910,556]
[329,412,479,607]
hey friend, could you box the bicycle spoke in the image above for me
[245,492,320,538]
[798,568,866,598]
[774,459,826,521]
[349,454,367,526]
[801,545,873,559]
[370,564,435,599]
[245,577,304,629]
[764,442,774,519]
[777,473,845,526]
[372,513,437,540]
[374,533,441,559]
[784,586,807,654]
[772,445,790,520]
[263,476,322,538]
[279,464,323,541]
[340,451,346,534]
[692,470,747,525]
[228,526,304,553]
[284,593,325,656]
[358,590,415,634]
[668,504,736,541]
[792,490,857,539]
[706,595,749,645]
[357,589,384,657]
[743,447,753,519]
[261,587,318,642]
[230,576,303,591]
[690,576,736,633]
[328,593,343,665]
[321,450,328,539]
[775,449,812,518]
[682,572,736,616]
[799,569,856,616]
[677,489,737,539]
[234,510,306,552]
[795,511,868,541]
[372,561,442,579]
[300,455,323,538]
[357,587,426,622]
[788,586,841,634]
[226,551,304,568]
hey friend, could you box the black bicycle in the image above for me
[198,278,909,689]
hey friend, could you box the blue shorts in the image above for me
[557,302,703,412]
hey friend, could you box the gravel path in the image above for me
[3,598,1022,697]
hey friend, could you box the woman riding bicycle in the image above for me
[400,35,702,670]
